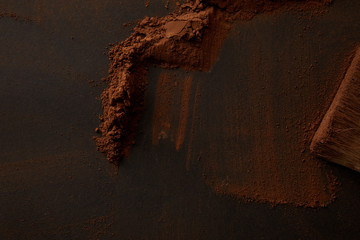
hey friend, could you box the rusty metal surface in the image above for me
[1,0,360,239]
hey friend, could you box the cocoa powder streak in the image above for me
[152,72,176,145]
[176,75,193,151]
[186,80,201,171]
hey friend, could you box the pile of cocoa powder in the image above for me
[95,0,227,163]
[95,0,337,207]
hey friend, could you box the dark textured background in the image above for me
[1,0,360,239]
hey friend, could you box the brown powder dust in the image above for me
[96,0,337,207]
[0,10,33,22]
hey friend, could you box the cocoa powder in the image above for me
[96,0,331,163]
[96,0,337,207]
[95,1,229,163]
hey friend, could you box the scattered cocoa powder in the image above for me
[190,49,339,207]
[0,10,33,22]
[96,0,337,207]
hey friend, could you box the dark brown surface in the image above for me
[1,0,360,239]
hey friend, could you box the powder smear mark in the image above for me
[96,0,337,207]
[186,28,338,207]
[186,79,202,171]
[152,72,177,145]
[176,75,193,151]
[151,72,193,151]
